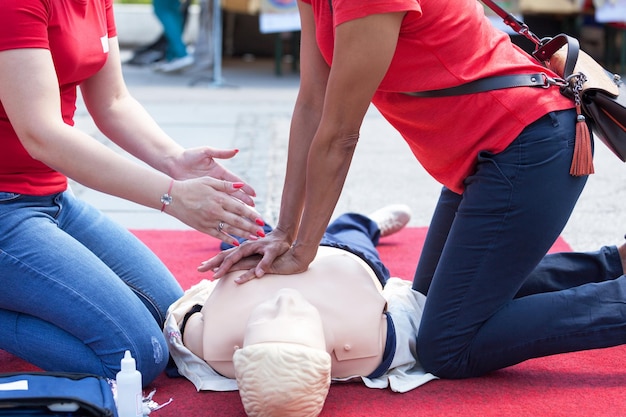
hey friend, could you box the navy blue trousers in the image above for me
[413,110,626,378]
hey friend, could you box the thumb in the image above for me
[204,148,239,160]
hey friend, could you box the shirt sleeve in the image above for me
[331,0,421,26]
[0,0,51,51]
[105,0,118,38]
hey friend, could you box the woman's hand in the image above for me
[198,228,315,283]
[170,147,257,207]
[167,177,265,246]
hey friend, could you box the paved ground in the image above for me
[73,55,625,253]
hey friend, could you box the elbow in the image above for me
[15,126,62,163]
[19,134,47,162]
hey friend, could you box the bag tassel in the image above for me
[570,103,594,176]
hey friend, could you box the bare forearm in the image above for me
[276,91,325,241]
[80,40,184,178]
[30,124,170,209]
[293,130,358,259]
[88,94,185,177]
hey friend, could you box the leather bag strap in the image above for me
[404,73,549,97]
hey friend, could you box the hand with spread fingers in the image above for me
[169,146,257,206]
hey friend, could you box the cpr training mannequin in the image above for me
[164,205,437,415]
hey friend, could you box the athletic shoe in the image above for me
[368,204,412,237]
[155,55,194,73]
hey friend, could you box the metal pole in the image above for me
[210,0,225,86]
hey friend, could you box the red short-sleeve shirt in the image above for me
[302,0,574,193]
[0,0,117,195]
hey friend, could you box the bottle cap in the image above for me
[121,350,136,372]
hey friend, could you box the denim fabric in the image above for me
[413,109,626,378]
[320,212,390,286]
[153,0,187,59]
[0,191,183,384]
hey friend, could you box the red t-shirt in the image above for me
[303,0,574,193]
[0,0,117,195]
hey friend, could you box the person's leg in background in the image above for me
[153,0,194,72]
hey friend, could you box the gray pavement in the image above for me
[73,55,625,253]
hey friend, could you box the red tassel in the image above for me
[569,104,594,176]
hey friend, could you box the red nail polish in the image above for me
[233,182,245,189]
[255,218,265,226]
[256,229,265,238]
[231,240,240,247]
[234,149,239,153]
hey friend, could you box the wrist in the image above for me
[290,239,319,264]
[274,223,297,243]
[160,179,175,212]
[160,148,185,179]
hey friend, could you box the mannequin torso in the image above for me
[183,246,389,379]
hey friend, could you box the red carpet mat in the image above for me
[2,228,625,416]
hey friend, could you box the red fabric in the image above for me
[0,0,116,195]
[299,0,574,193]
[2,228,624,416]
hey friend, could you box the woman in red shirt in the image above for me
[0,0,265,384]
[205,0,626,380]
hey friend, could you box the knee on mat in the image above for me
[417,336,475,380]
[114,334,170,386]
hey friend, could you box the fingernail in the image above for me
[248,235,259,241]
[234,149,239,153]
[231,240,240,247]
[255,218,265,226]
[233,182,245,189]
[256,229,265,238]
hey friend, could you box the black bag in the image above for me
[0,372,118,416]
[533,32,626,163]
[584,82,626,161]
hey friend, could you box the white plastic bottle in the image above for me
[116,350,143,417]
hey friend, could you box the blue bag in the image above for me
[0,372,118,416]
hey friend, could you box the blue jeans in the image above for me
[153,0,188,60]
[414,110,626,378]
[0,191,183,385]
[320,212,390,286]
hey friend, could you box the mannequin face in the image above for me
[243,288,326,350]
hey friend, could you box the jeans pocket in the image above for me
[0,192,21,203]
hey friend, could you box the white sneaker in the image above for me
[154,55,194,73]
[368,204,412,238]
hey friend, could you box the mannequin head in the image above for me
[233,288,331,417]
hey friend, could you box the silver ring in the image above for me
[217,221,225,233]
